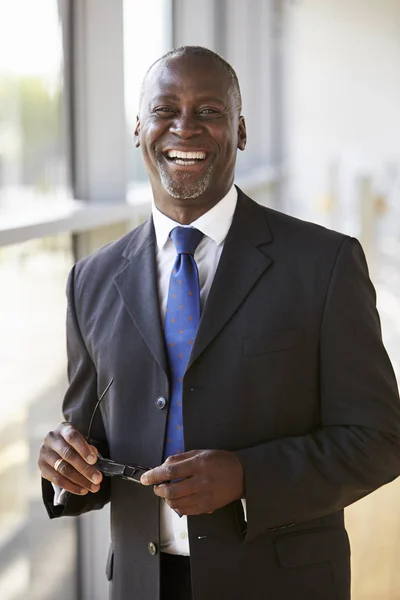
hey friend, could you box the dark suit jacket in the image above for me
[43,188,400,600]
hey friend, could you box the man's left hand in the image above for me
[140,450,244,515]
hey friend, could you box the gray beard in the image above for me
[156,154,214,199]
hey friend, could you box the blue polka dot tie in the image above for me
[163,227,204,460]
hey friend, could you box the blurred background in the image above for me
[0,1,399,598]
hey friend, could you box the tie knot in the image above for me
[170,227,204,256]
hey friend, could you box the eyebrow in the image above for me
[149,94,227,107]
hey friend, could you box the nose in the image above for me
[170,113,203,139]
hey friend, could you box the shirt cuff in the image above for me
[52,483,69,506]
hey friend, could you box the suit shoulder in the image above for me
[72,218,151,285]
[257,204,351,260]
[263,205,347,244]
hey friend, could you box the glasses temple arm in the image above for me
[86,377,114,441]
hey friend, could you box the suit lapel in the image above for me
[188,190,273,369]
[113,190,272,376]
[114,219,168,377]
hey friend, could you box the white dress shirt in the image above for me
[152,185,238,555]
[55,185,238,556]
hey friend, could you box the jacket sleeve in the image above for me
[236,237,400,542]
[42,264,111,519]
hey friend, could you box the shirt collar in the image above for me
[152,185,238,251]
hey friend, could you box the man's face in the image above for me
[135,55,246,205]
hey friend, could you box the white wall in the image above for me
[284,0,400,228]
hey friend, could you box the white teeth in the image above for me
[174,159,198,165]
[167,150,206,160]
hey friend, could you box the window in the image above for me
[0,235,77,600]
[0,3,77,599]
[0,0,71,218]
[124,0,172,194]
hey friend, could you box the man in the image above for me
[39,46,400,600]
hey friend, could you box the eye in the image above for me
[153,107,175,117]
[198,108,220,116]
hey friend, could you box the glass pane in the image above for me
[124,0,172,191]
[0,235,77,600]
[0,0,71,217]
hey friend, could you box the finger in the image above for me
[164,495,212,516]
[152,477,196,501]
[59,423,98,464]
[41,461,90,496]
[49,436,102,486]
[42,449,102,493]
[178,505,213,516]
[141,454,195,486]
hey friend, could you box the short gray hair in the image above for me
[140,46,242,114]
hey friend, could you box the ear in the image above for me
[134,115,140,148]
[237,116,247,151]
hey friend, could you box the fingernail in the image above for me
[91,484,100,492]
[140,474,148,485]
[80,489,88,495]
[87,454,96,463]
[92,473,101,484]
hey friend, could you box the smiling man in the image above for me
[39,47,400,600]
[137,47,246,217]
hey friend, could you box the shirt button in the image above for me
[148,542,157,555]
[155,396,167,410]
[180,532,188,540]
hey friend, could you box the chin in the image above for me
[158,164,215,200]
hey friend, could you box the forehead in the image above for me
[143,55,233,106]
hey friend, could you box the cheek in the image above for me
[142,120,167,143]
[211,126,236,155]
[139,129,160,165]
[219,136,237,164]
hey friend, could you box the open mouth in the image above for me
[164,149,208,166]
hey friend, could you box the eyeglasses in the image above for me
[86,378,150,484]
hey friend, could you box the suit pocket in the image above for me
[243,328,304,356]
[106,544,114,581]
[275,528,350,569]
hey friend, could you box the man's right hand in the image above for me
[38,422,103,496]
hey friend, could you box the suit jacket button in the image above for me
[148,542,157,555]
[155,396,167,410]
